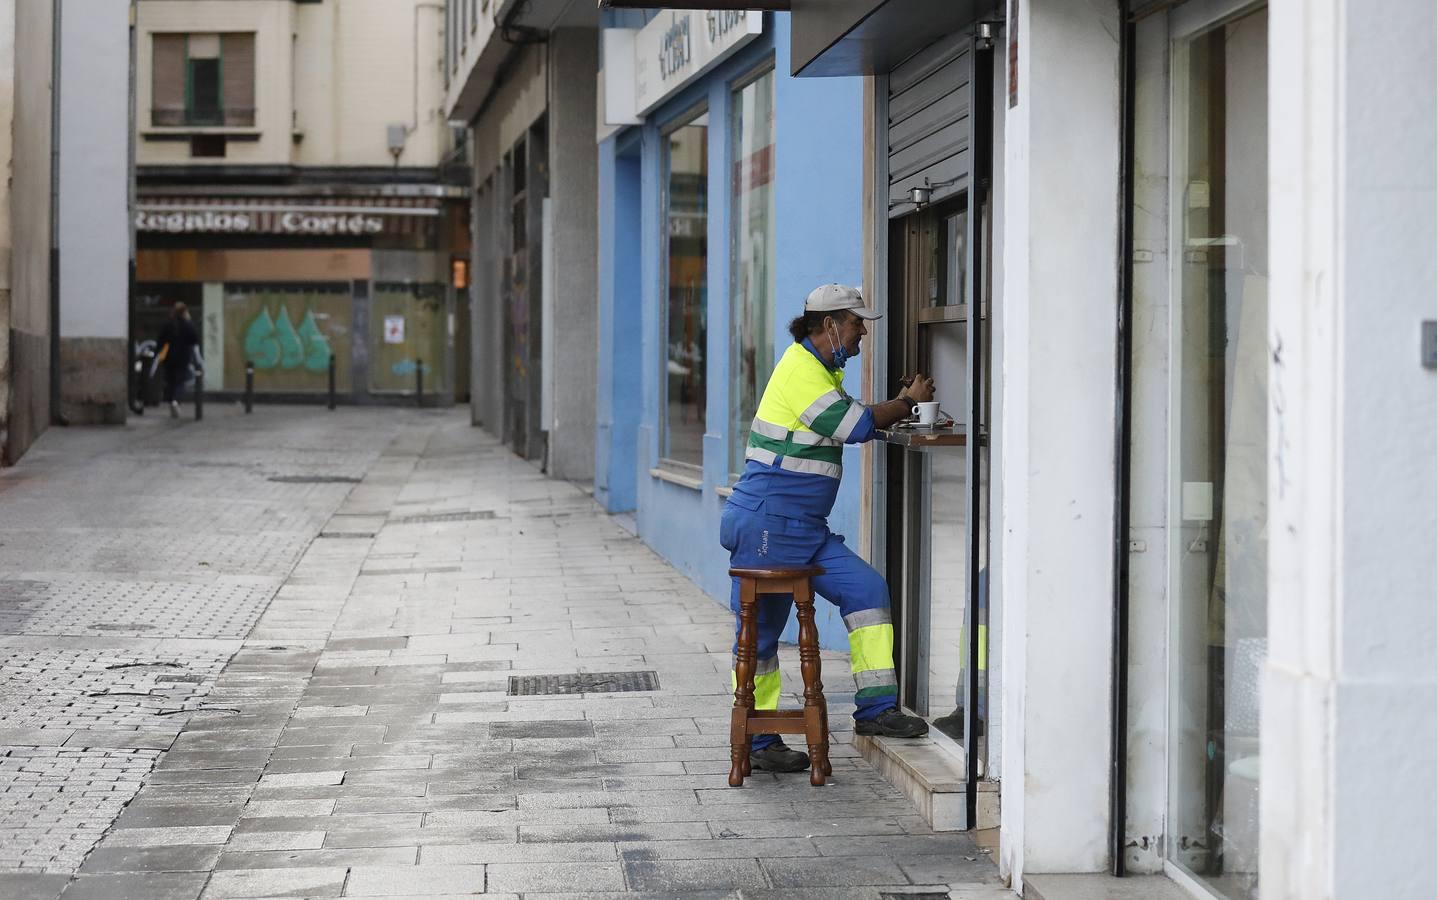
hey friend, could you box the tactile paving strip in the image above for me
[0,646,230,730]
[507,670,661,696]
[0,576,282,638]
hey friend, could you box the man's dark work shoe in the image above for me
[750,739,810,773]
[855,708,930,739]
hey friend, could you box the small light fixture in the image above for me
[909,186,932,207]
[977,21,995,49]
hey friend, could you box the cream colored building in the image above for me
[137,0,451,169]
[133,0,471,407]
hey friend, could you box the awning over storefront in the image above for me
[134,195,442,237]
[595,0,989,77]
[789,0,990,76]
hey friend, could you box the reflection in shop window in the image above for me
[728,70,776,483]
[661,111,709,471]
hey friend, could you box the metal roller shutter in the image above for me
[888,35,973,217]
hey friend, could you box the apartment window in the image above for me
[152,33,255,128]
[728,69,776,482]
[660,109,710,472]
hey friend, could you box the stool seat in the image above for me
[728,565,832,787]
[728,565,825,580]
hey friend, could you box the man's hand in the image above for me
[898,374,936,404]
[872,374,938,430]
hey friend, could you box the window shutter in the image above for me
[152,34,185,125]
[221,33,255,126]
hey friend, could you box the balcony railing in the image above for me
[151,106,256,128]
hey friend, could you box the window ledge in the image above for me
[714,485,734,498]
[650,466,703,492]
[141,126,261,139]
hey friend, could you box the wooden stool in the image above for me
[728,565,832,787]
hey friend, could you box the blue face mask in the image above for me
[826,322,856,369]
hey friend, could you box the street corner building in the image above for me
[131,0,472,409]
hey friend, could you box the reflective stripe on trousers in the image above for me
[720,502,898,750]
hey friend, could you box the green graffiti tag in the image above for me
[244,306,331,371]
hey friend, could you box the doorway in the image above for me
[881,29,998,829]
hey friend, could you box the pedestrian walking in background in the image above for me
[154,302,202,418]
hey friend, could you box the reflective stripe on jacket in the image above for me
[745,342,867,481]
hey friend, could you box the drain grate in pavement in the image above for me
[89,623,155,632]
[268,475,362,484]
[508,671,661,696]
[319,532,376,539]
[879,894,951,900]
[390,510,498,525]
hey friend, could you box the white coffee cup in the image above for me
[911,401,940,425]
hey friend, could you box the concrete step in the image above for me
[1024,874,1196,900]
[853,731,998,830]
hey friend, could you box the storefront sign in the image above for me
[135,209,387,235]
[134,201,441,237]
[632,11,762,117]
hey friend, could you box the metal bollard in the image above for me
[244,361,254,414]
[327,353,336,410]
[416,358,424,408]
[194,372,204,421]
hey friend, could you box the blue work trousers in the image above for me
[720,502,898,751]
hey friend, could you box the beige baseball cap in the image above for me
[804,283,882,320]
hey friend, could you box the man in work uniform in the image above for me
[720,283,936,773]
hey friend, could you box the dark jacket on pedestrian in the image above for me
[157,316,200,375]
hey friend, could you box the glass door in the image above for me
[1156,3,1269,897]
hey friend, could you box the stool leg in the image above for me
[794,580,829,787]
[729,578,759,787]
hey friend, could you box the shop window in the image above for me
[660,109,709,473]
[887,194,989,739]
[370,283,448,395]
[151,33,255,128]
[728,69,776,483]
[1131,3,1269,897]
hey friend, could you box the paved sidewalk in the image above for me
[0,408,1009,899]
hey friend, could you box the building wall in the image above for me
[2,0,56,464]
[137,0,450,169]
[1265,2,1437,898]
[595,135,643,513]
[136,0,293,166]
[998,0,1121,883]
[58,0,130,425]
[301,0,448,168]
[546,28,599,483]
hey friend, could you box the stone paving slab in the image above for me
[2,410,1011,897]
[0,409,408,885]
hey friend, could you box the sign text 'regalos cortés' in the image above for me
[135,209,389,235]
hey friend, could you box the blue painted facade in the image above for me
[595,15,867,651]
